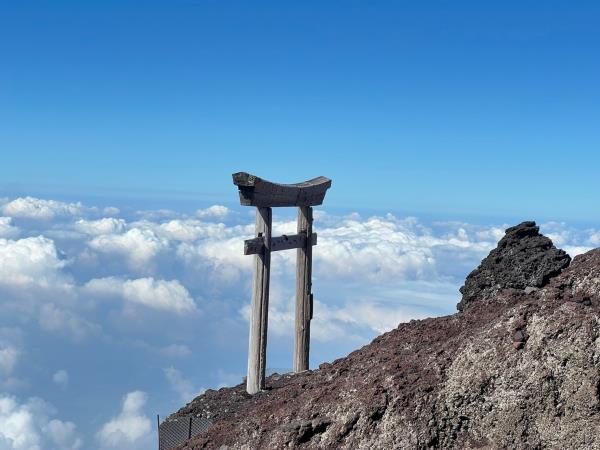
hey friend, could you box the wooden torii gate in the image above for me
[232,172,332,394]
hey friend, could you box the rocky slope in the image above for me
[173,222,600,450]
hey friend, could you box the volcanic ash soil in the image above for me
[173,221,600,450]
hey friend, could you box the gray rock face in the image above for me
[457,221,571,311]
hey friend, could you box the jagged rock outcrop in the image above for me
[457,221,571,311]
[171,225,600,450]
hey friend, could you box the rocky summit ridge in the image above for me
[457,221,571,311]
[173,221,600,450]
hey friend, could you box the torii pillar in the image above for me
[232,172,332,394]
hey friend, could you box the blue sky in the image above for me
[0,1,599,449]
[1,1,599,220]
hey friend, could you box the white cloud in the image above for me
[563,245,594,257]
[1,197,82,220]
[0,395,81,450]
[84,277,197,314]
[134,208,179,221]
[131,218,247,243]
[96,391,152,449]
[44,419,81,450]
[0,329,23,390]
[177,238,252,284]
[73,218,126,236]
[308,215,495,283]
[88,228,168,267]
[159,219,229,242]
[215,369,244,389]
[129,341,193,358]
[38,304,100,340]
[160,344,192,358]
[240,294,360,343]
[589,232,600,246]
[318,300,426,335]
[102,206,120,216]
[169,213,499,290]
[0,345,19,377]
[156,220,205,241]
[474,227,505,242]
[539,222,599,257]
[164,367,205,402]
[52,370,69,389]
[0,218,19,238]
[242,277,461,344]
[196,205,230,220]
[0,236,70,289]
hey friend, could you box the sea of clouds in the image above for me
[0,195,598,449]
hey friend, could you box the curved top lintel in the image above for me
[232,172,332,207]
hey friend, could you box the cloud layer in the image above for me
[0,195,598,446]
[85,277,197,313]
[96,391,152,449]
[0,395,81,450]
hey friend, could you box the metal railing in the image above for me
[158,414,212,450]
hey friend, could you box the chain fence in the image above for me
[157,370,288,449]
[158,415,212,450]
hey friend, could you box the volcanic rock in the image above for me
[170,227,600,450]
[457,221,571,311]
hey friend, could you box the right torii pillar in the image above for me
[232,172,332,394]
[294,205,312,373]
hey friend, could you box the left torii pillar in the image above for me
[247,205,271,395]
[233,172,332,394]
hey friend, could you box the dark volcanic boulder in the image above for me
[457,221,571,311]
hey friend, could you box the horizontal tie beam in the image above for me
[244,233,317,256]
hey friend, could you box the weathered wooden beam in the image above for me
[232,172,332,207]
[294,206,313,372]
[247,207,272,395]
[244,233,317,255]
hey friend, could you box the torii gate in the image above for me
[232,172,332,394]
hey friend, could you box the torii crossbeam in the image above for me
[232,172,332,394]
